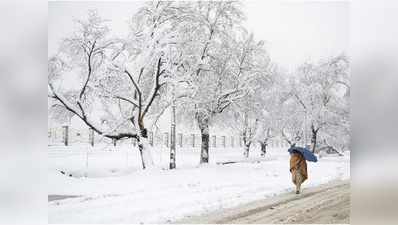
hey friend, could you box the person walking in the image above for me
[290,150,308,194]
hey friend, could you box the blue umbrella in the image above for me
[288,146,318,162]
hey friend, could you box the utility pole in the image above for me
[170,81,177,169]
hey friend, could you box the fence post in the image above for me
[112,139,116,147]
[191,134,195,147]
[75,131,81,142]
[222,136,225,147]
[165,133,169,147]
[149,132,154,147]
[231,136,234,148]
[89,128,94,147]
[132,138,136,147]
[178,133,182,147]
[62,126,69,146]
[156,133,161,146]
[212,135,216,147]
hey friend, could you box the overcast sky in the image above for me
[48,1,349,71]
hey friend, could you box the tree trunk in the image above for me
[242,132,247,157]
[311,125,318,153]
[244,143,251,157]
[200,123,210,164]
[242,112,251,157]
[242,128,252,157]
[137,129,154,169]
[261,142,267,157]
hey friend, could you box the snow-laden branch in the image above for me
[142,57,163,119]
[48,83,138,140]
[48,83,83,118]
[98,94,139,108]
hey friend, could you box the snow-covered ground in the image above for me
[48,144,350,224]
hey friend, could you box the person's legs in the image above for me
[295,168,302,194]
[291,168,297,185]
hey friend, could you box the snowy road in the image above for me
[175,180,350,224]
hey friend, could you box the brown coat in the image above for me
[290,151,308,183]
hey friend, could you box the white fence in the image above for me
[48,127,300,148]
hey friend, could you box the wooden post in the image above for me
[149,132,154,147]
[112,139,116,147]
[76,132,81,142]
[62,126,69,146]
[178,133,183,148]
[212,135,216,147]
[191,134,195,147]
[89,128,94,147]
[222,136,226,147]
[132,138,136,147]
[165,133,169,147]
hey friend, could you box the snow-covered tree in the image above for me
[174,1,247,164]
[150,1,197,169]
[177,1,275,163]
[259,66,305,149]
[124,1,192,170]
[48,4,181,169]
[220,36,272,157]
[291,53,350,152]
[252,66,279,156]
[317,56,350,152]
[223,96,259,158]
[277,97,305,149]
